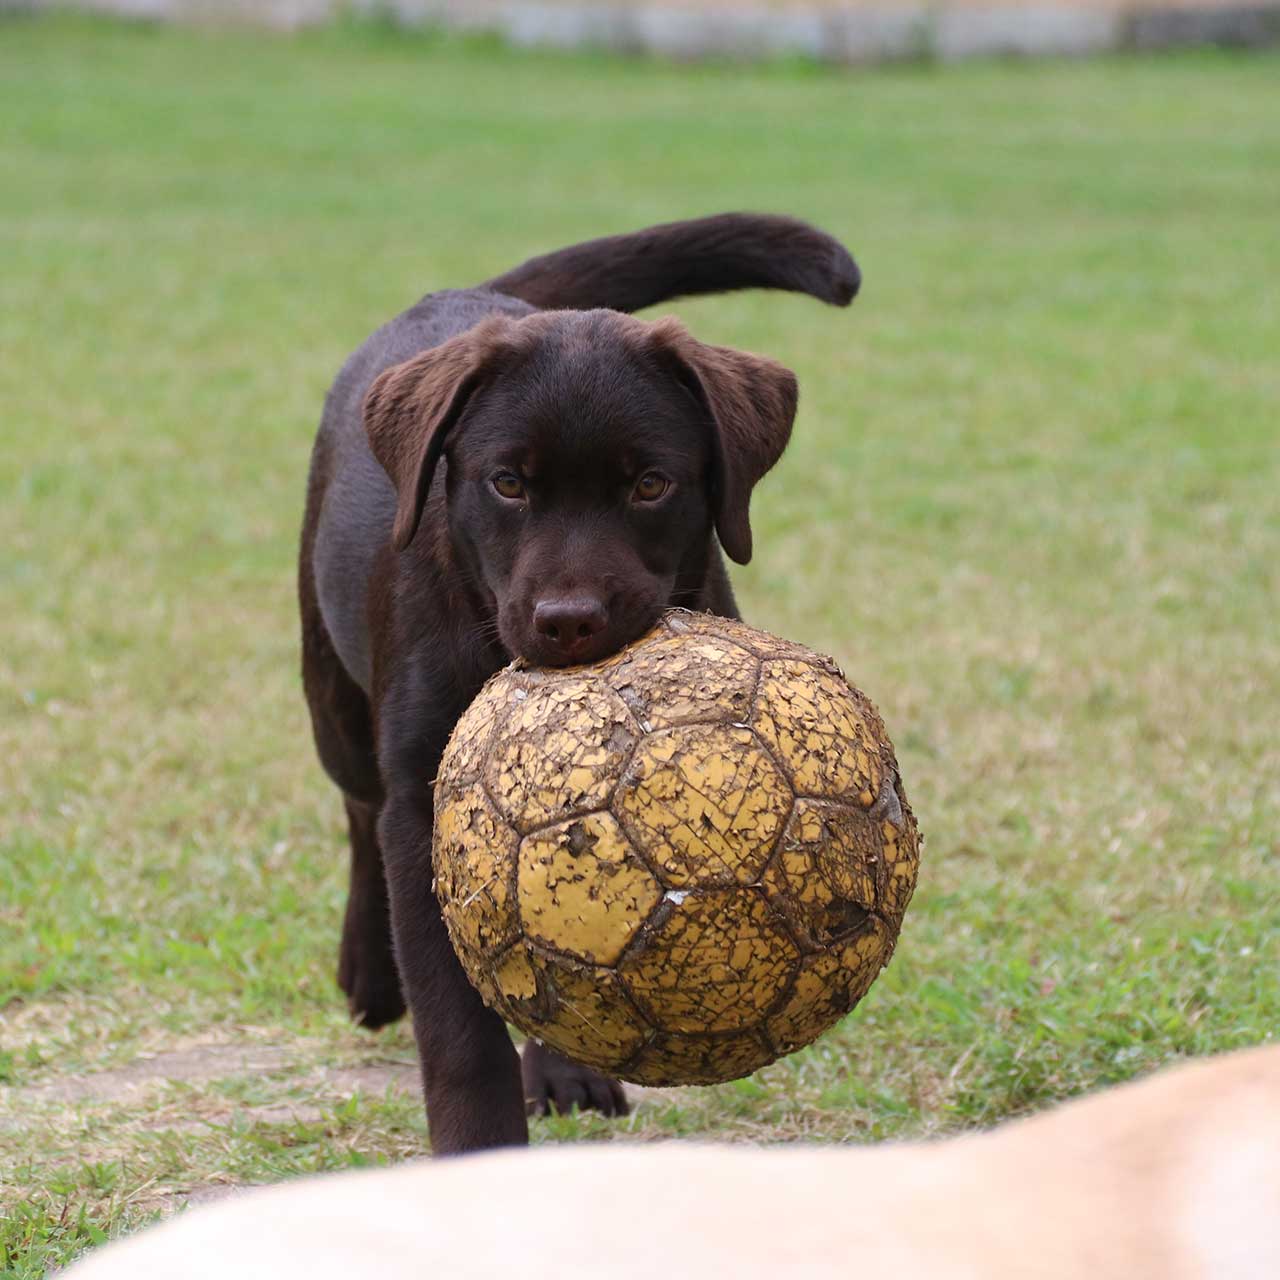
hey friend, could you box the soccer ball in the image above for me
[432,610,920,1087]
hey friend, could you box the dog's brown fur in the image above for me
[298,214,860,1152]
[67,1045,1280,1279]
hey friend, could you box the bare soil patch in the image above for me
[12,1044,296,1106]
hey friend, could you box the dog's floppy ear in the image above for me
[363,317,514,552]
[648,316,798,565]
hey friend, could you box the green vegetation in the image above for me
[2,14,1277,1276]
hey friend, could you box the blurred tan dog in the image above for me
[68,1044,1278,1280]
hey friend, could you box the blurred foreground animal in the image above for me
[68,1045,1279,1279]
[299,211,860,1151]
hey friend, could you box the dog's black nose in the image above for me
[533,597,607,660]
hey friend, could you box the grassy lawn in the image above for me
[2,13,1278,1274]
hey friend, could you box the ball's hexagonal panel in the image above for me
[762,798,880,951]
[517,812,662,966]
[479,947,650,1074]
[523,959,651,1073]
[614,725,791,888]
[877,775,921,921]
[603,631,759,732]
[484,676,637,833]
[766,921,890,1055]
[623,1029,774,1087]
[667,609,821,667]
[434,676,510,794]
[620,888,798,1034]
[434,784,520,958]
[453,942,499,1008]
[753,658,884,804]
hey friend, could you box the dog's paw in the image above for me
[521,1041,629,1118]
[337,940,406,1030]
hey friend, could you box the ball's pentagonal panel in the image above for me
[602,630,759,732]
[767,922,890,1055]
[483,677,637,833]
[614,725,791,889]
[432,610,921,1086]
[753,658,883,805]
[517,812,662,966]
[619,889,798,1034]
[623,1029,774,1087]
[433,784,520,958]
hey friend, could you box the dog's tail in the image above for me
[483,212,859,314]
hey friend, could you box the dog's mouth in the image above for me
[500,594,663,670]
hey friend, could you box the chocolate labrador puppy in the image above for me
[299,213,859,1154]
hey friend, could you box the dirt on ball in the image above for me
[432,610,921,1087]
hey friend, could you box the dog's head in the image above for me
[363,310,797,666]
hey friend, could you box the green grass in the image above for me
[2,13,1279,1274]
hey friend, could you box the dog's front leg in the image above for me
[380,788,528,1155]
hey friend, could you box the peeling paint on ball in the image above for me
[432,610,921,1087]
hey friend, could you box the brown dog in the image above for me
[66,1045,1280,1278]
[299,214,861,1153]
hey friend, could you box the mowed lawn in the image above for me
[2,13,1278,1273]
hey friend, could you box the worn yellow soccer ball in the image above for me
[432,610,920,1087]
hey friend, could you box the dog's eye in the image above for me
[492,472,525,501]
[633,473,669,503]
